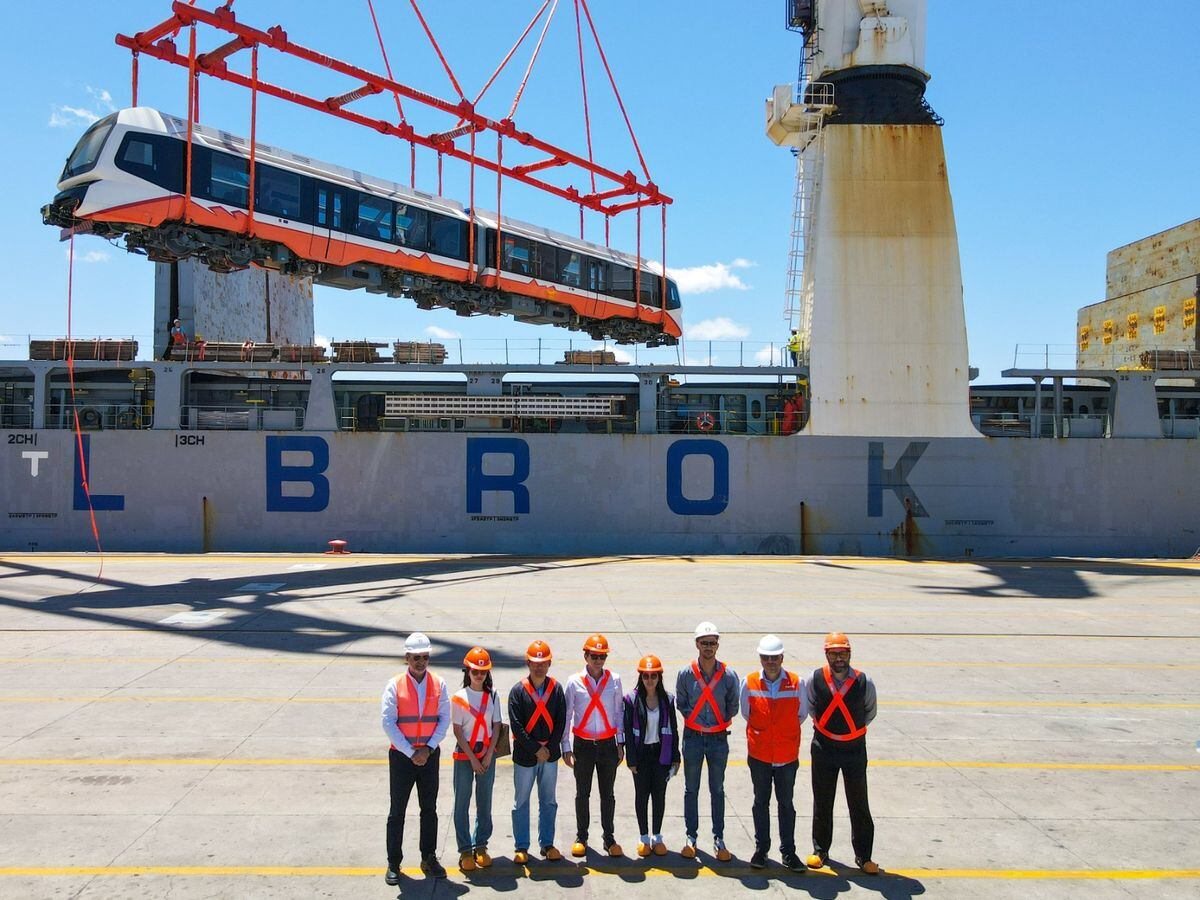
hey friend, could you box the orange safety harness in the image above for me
[451,691,493,761]
[814,665,868,742]
[571,670,617,740]
[684,661,731,733]
[523,677,557,741]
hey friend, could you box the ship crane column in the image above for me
[767,0,978,438]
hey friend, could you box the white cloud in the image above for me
[658,258,754,295]
[611,347,634,364]
[86,86,116,111]
[49,105,100,128]
[313,333,331,348]
[686,317,750,341]
[424,325,461,340]
[754,346,780,366]
[63,248,110,264]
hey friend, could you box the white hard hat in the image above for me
[694,621,720,640]
[756,634,785,656]
[404,632,433,654]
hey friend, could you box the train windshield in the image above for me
[666,279,681,310]
[61,113,117,181]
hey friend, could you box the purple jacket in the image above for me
[622,690,681,768]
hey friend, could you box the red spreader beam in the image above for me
[115,1,672,218]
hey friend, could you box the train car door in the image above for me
[314,183,352,265]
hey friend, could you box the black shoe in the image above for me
[750,848,769,869]
[781,851,804,872]
[384,866,401,885]
[420,855,446,878]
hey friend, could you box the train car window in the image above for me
[429,214,467,260]
[531,242,556,280]
[666,279,682,310]
[639,271,661,308]
[587,259,609,293]
[395,204,428,249]
[355,193,393,241]
[501,235,532,275]
[610,265,635,302]
[62,114,117,180]
[206,150,249,208]
[558,249,582,287]
[255,165,302,220]
[315,185,346,231]
[115,134,184,193]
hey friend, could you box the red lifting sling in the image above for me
[572,671,617,739]
[815,665,868,742]
[684,661,731,733]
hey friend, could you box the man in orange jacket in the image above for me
[740,634,808,871]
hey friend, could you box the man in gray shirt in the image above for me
[673,621,740,861]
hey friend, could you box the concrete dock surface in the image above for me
[0,553,1197,899]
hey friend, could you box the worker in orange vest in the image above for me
[451,647,504,873]
[806,632,879,875]
[563,634,625,858]
[740,634,809,872]
[508,640,567,864]
[381,632,451,884]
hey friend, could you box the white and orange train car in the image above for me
[43,108,681,345]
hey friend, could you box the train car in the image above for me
[42,108,682,345]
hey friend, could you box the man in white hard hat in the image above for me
[740,635,808,872]
[381,632,451,884]
[674,621,739,861]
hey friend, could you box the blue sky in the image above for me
[2,1,1197,379]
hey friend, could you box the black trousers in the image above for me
[387,746,440,866]
[748,757,798,854]
[811,743,873,861]
[631,743,670,836]
[572,736,619,844]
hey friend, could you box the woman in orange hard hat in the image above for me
[806,632,880,875]
[450,647,505,873]
[623,655,681,857]
[562,634,626,858]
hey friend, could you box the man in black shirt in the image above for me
[508,639,567,863]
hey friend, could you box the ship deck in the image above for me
[0,553,1197,899]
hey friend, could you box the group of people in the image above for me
[380,623,878,885]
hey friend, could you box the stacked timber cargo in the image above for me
[392,342,447,364]
[331,341,387,363]
[169,341,276,362]
[561,349,621,365]
[277,345,328,363]
[30,339,138,361]
[1140,349,1200,370]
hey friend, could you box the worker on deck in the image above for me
[163,318,186,360]
[787,329,802,367]
[807,632,880,875]
[508,640,567,864]
[675,621,739,861]
[450,647,504,873]
[381,632,450,884]
[741,634,808,872]
[623,654,681,857]
[563,634,625,858]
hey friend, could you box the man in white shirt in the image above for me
[380,632,451,883]
[562,633,625,857]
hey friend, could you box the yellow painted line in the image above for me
[1,757,1196,772]
[0,865,1198,880]
[2,695,1196,711]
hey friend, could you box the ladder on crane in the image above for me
[783,81,834,353]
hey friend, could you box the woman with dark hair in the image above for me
[623,654,681,857]
[451,647,504,872]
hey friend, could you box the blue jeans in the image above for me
[452,758,495,853]
[512,760,558,851]
[682,731,729,840]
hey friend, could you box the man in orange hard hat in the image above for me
[508,640,567,864]
[806,632,879,875]
[563,633,625,858]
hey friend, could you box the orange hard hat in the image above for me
[824,632,852,651]
[637,654,664,674]
[526,640,552,662]
[582,633,610,654]
[464,647,493,671]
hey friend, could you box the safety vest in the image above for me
[744,670,802,765]
[684,661,732,733]
[452,690,495,761]
[787,333,802,353]
[812,665,868,746]
[571,670,618,740]
[393,672,442,749]
[523,677,557,744]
